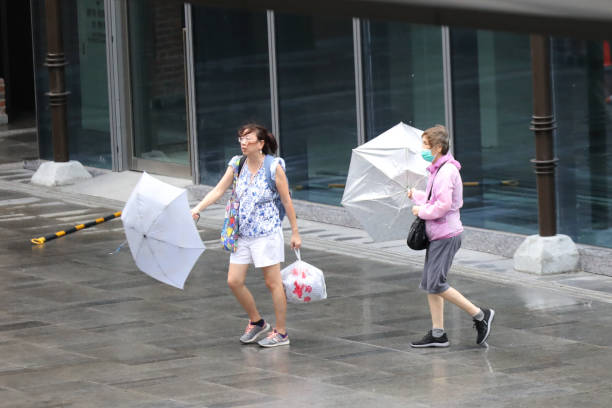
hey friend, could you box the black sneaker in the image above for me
[410,330,450,348]
[473,308,495,345]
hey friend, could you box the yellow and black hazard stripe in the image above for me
[31,211,122,245]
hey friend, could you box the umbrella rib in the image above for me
[345,182,412,204]
[142,193,204,250]
[147,206,175,240]
[144,233,203,249]
[144,238,180,287]
[381,174,428,199]
[388,173,426,191]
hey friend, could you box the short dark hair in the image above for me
[423,125,449,155]
[237,123,278,155]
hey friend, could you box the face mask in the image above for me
[421,149,435,162]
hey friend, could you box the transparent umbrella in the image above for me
[121,173,205,289]
[341,122,428,242]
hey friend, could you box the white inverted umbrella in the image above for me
[341,122,429,242]
[121,172,205,289]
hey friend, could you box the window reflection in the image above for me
[31,0,112,168]
[451,28,537,234]
[554,39,612,247]
[362,20,445,140]
[128,0,188,166]
[276,14,356,206]
[192,6,271,185]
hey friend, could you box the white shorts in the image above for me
[229,228,285,268]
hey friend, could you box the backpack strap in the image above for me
[264,155,287,220]
[263,154,277,192]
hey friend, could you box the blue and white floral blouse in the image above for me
[228,155,285,238]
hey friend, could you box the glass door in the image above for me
[127,0,191,177]
[191,5,271,185]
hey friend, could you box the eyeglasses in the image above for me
[237,136,258,144]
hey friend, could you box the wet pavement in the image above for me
[1,175,612,407]
[0,116,37,165]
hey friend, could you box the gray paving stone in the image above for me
[67,342,195,366]
[0,361,146,390]
[128,401,197,408]
[0,387,37,408]
[183,389,281,407]
[19,380,161,407]
[0,341,96,369]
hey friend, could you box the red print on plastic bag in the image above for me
[293,281,303,299]
[291,267,310,300]
[292,278,313,300]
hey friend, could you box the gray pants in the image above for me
[420,234,462,294]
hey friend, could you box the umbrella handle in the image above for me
[294,248,301,261]
[109,240,128,255]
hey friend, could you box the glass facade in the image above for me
[362,21,445,140]
[127,0,188,167]
[276,14,356,205]
[451,28,537,235]
[192,6,271,185]
[29,3,612,249]
[32,0,111,168]
[553,39,612,247]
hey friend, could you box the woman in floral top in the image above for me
[191,124,301,347]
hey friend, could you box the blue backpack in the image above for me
[237,155,287,221]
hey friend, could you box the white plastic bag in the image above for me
[281,249,327,303]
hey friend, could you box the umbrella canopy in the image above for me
[341,122,429,242]
[121,173,205,289]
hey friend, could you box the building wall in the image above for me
[150,1,184,104]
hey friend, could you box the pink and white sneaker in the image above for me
[239,321,271,344]
[257,329,290,348]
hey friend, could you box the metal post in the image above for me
[529,34,557,237]
[441,26,454,152]
[184,3,199,183]
[353,17,365,146]
[105,0,130,172]
[267,10,280,152]
[44,0,69,162]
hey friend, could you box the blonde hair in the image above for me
[422,125,449,155]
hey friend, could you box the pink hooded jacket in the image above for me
[411,153,463,241]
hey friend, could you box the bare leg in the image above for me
[227,263,261,322]
[438,287,480,317]
[427,294,444,328]
[262,263,287,334]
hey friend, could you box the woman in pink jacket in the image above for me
[408,125,495,348]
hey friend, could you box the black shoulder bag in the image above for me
[406,163,446,250]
